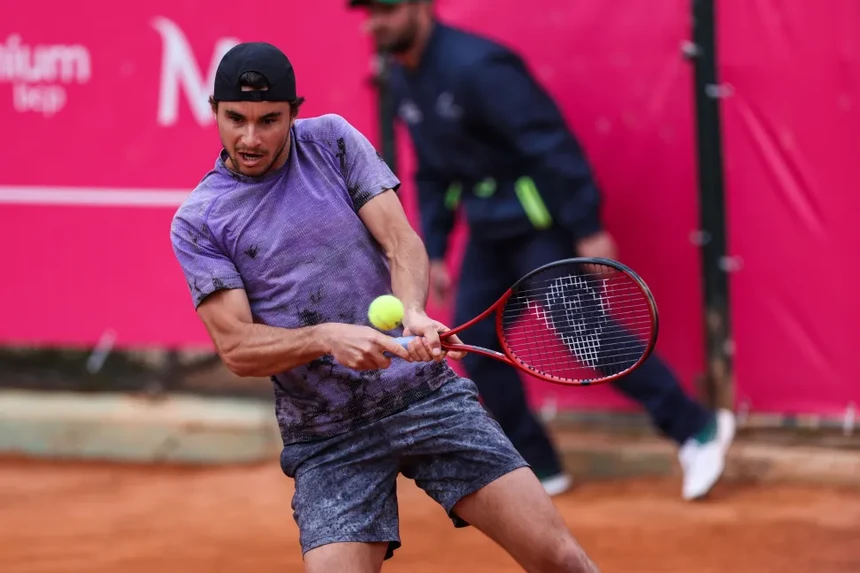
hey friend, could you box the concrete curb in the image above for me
[0,390,282,464]
[552,428,860,489]
[724,441,860,488]
[1,390,857,489]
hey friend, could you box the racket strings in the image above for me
[499,266,655,383]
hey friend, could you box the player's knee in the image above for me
[303,542,388,573]
[538,537,599,573]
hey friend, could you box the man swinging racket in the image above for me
[170,41,601,572]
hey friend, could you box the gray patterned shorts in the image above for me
[279,376,529,560]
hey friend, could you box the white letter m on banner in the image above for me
[152,17,239,126]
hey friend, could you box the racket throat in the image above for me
[446,344,507,361]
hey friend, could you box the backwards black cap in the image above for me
[213,42,297,102]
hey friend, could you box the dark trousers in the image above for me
[453,228,714,477]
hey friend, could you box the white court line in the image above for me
[0,186,190,207]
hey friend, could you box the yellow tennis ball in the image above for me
[368,295,405,331]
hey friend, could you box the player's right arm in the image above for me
[170,210,409,376]
[196,290,409,375]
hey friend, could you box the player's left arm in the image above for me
[359,190,464,361]
[331,115,426,316]
[335,116,462,359]
[465,53,609,248]
[360,189,430,323]
[335,117,438,353]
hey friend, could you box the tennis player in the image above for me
[170,42,600,572]
[349,0,735,501]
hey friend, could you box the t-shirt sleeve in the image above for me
[170,206,245,309]
[331,115,401,211]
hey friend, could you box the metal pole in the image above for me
[689,0,734,410]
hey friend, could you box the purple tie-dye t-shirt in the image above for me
[170,114,456,444]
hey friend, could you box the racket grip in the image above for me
[392,336,415,348]
[384,335,416,358]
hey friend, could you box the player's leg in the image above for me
[280,425,401,573]
[303,543,390,573]
[396,378,599,572]
[454,236,568,492]
[454,468,600,573]
[515,227,735,500]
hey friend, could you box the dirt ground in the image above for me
[1,457,858,573]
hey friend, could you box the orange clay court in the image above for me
[1,457,858,573]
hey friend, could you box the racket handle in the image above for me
[392,336,415,348]
[383,335,416,358]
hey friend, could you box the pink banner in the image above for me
[3,1,707,412]
[717,1,860,414]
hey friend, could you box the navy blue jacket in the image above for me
[389,22,603,259]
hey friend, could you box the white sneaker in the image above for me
[541,473,573,497]
[678,409,736,501]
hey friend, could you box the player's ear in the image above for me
[289,96,305,122]
[209,96,218,116]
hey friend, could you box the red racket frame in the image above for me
[434,257,660,387]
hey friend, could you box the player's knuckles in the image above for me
[410,340,429,356]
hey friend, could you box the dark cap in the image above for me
[213,42,297,102]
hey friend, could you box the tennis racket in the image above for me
[394,257,659,386]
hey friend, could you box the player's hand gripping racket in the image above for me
[394,257,659,386]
